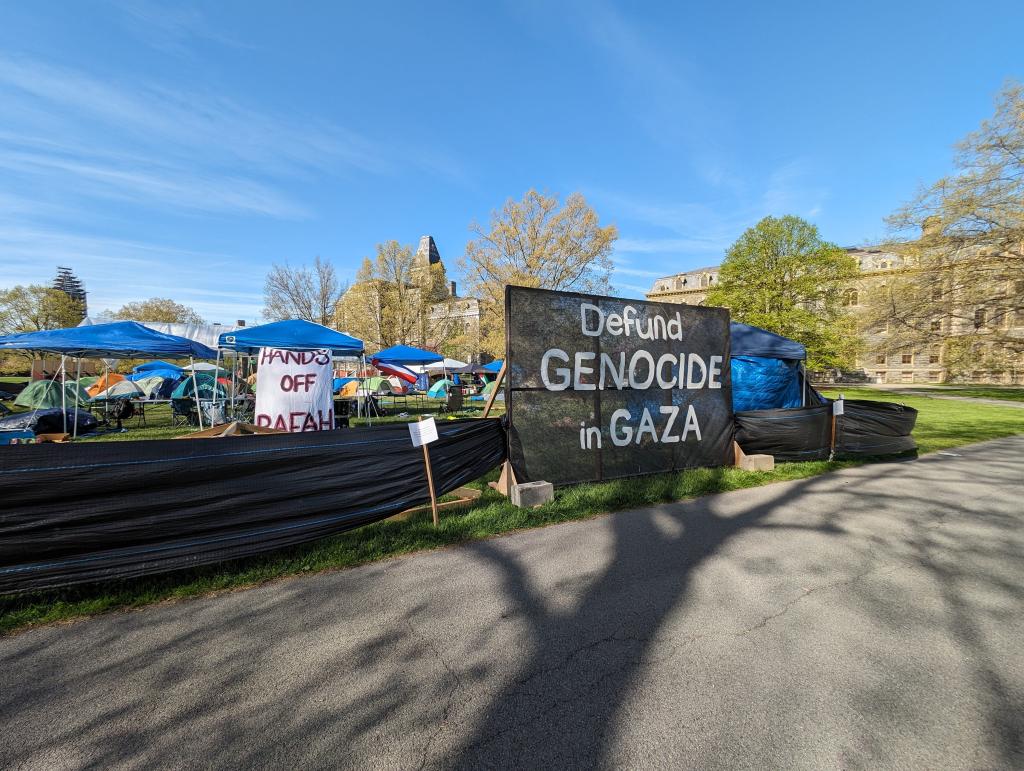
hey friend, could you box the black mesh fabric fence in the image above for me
[736,399,917,461]
[0,419,506,595]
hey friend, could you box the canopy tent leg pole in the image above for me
[230,351,237,421]
[72,357,82,439]
[361,353,371,426]
[214,348,223,422]
[60,355,67,433]
[190,356,204,430]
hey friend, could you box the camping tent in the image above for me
[729,322,809,412]
[218,319,363,356]
[134,374,178,399]
[133,360,184,373]
[427,378,455,398]
[90,379,145,401]
[373,344,443,365]
[86,372,126,398]
[14,379,88,409]
[128,360,183,382]
[172,372,229,400]
[361,376,393,395]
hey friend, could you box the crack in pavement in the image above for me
[404,617,463,771]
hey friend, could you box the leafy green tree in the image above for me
[460,190,618,355]
[111,297,204,324]
[335,241,457,352]
[0,284,86,371]
[707,215,860,369]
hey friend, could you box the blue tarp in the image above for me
[333,377,358,393]
[731,356,803,412]
[0,322,217,359]
[728,324,806,412]
[730,322,805,360]
[481,359,503,373]
[218,320,363,356]
[373,344,443,365]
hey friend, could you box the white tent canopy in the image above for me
[423,358,467,373]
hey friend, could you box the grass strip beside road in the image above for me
[2,388,1023,635]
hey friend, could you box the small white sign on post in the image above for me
[408,416,438,447]
[833,398,845,416]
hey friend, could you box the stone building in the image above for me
[646,247,1024,384]
[339,235,483,361]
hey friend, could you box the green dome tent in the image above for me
[14,379,88,410]
[172,372,228,400]
[361,376,393,395]
[427,378,455,399]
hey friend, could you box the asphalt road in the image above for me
[2,437,1023,770]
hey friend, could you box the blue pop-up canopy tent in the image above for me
[372,344,443,365]
[217,319,363,355]
[0,321,218,435]
[480,359,504,373]
[0,321,217,359]
[729,322,808,412]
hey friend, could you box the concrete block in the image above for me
[738,453,774,472]
[511,480,554,508]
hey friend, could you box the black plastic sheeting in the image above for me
[834,399,918,457]
[735,399,917,461]
[0,408,99,435]
[0,418,506,594]
[735,405,832,462]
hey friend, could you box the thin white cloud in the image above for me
[108,0,254,55]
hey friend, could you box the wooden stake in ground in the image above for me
[481,362,506,419]
[829,394,844,461]
[409,416,440,527]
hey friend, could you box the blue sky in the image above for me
[0,1,1020,323]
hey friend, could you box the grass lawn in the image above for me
[908,386,1024,403]
[1,388,1022,635]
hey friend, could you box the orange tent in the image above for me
[86,372,125,398]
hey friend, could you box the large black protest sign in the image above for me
[505,286,734,485]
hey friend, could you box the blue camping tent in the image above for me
[133,360,184,373]
[373,344,443,365]
[729,322,807,412]
[218,319,363,356]
[127,360,185,382]
[0,322,217,359]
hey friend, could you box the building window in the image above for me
[901,371,913,383]
[930,320,941,332]
[901,354,913,364]
[929,354,940,364]
[932,286,943,301]
[876,354,886,365]
[974,308,986,328]
[928,371,941,382]
[875,371,885,381]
